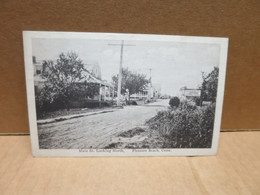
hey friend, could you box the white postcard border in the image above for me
[23,31,228,157]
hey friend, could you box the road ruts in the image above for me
[38,99,169,149]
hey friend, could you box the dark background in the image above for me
[0,0,259,133]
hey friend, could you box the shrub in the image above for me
[146,101,216,148]
[35,88,52,114]
[129,100,138,105]
[179,99,197,111]
[192,96,201,106]
[169,97,180,108]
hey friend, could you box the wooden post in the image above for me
[99,83,101,107]
[108,86,110,98]
[116,40,124,106]
[108,41,135,106]
[104,85,107,101]
[112,87,114,104]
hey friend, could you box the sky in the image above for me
[32,38,220,96]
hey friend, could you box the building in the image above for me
[33,57,46,93]
[180,87,201,99]
[33,56,114,104]
[85,62,102,80]
[180,87,202,105]
[130,83,161,100]
[152,83,162,99]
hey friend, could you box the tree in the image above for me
[41,52,90,110]
[201,67,219,102]
[112,68,149,96]
[169,97,180,108]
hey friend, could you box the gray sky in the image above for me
[32,38,220,96]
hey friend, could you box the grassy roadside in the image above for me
[37,99,156,120]
[37,106,117,120]
[104,100,215,149]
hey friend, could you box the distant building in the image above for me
[33,57,46,93]
[152,83,162,99]
[180,87,202,105]
[180,87,201,99]
[130,83,161,100]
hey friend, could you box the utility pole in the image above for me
[149,68,152,86]
[108,40,135,106]
[148,68,152,101]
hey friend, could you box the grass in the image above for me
[36,106,116,120]
[146,100,216,148]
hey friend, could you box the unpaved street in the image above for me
[38,99,169,149]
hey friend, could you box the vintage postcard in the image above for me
[23,31,228,157]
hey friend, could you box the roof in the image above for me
[78,70,114,88]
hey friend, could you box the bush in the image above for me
[179,99,196,110]
[146,101,216,148]
[169,97,180,108]
[35,91,65,117]
[129,100,137,105]
[192,96,201,106]
[35,88,52,114]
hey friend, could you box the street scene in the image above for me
[38,99,169,149]
[32,37,220,149]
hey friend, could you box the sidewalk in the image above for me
[37,108,120,125]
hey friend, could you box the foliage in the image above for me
[77,82,100,99]
[112,68,149,95]
[192,96,201,106]
[201,67,219,102]
[146,100,216,148]
[35,87,55,113]
[169,97,180,108]
[36,52,93,111]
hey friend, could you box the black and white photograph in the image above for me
[23,31,228,156]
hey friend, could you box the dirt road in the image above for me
[38,99,169,149]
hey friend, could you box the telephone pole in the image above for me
[149,68,152,86]
[108,40,135,106]
[148,68,152,101]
